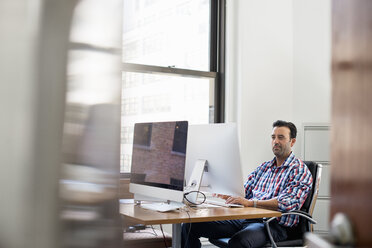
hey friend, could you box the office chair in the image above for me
[209,161,322,248]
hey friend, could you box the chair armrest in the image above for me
[265,210,317,248]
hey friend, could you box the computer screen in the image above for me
[129,121,188,203]
[185,123,245,197]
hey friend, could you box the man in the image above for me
[181,120,313,248]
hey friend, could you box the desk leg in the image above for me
[172,223,181,248]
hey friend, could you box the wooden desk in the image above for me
[120,203,281,248]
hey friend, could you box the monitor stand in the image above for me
[184,159,208,204]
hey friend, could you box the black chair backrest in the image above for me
[301,161,317,213]
[286,161,318,240]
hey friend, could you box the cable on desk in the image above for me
[183,190,206,205]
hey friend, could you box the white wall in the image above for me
[292,0,331,150]
[226,0,331,177]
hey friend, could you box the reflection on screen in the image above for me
[130,121,188,191]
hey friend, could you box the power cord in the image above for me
[124,225,160,236]
[150,225,158,236]
[184,208,192,247]
[159,224,167,248]
[183,190,206,205]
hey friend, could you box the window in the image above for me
[121,0,225,174]
[133,123,152,147]
[172,121,188,154]
[121,126,133,144]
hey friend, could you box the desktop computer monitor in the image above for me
[185,123,245,197]
[129,121,188,203]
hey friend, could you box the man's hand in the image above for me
[212,193,253,207]
[225,196,252,207]
[212,193,230,200]
[212,193,279,209]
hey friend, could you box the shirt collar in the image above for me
[270,151,295,168]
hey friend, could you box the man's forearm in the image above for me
[224,196,279,210]
[254,198,278,211]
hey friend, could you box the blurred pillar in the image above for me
[331,0,372,246]
[60,0,123,247]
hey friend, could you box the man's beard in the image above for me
[273,145,282,156]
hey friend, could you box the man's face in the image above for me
[271,126,296,158]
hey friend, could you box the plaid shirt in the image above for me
[244,152,313,227]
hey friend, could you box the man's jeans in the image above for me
[181,218,288,248]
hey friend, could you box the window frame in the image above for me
[120,0,226,178]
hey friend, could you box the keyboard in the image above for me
[204,198,244,208]
[197,191,243,208]
[140,202,185,212]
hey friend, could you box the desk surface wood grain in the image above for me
[120,204,281,225]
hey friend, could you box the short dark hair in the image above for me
[273,120,297,139]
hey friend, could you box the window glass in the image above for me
[120,72,214,173]
[121,0,217,174]
[122,0,210,70]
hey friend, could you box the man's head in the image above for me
[271,120,297,159]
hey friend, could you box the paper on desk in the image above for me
[119,199,135,204]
